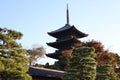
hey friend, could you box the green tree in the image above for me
[27,45,45,66]
[115,54,120,78]
[115,54,120,68]
[63,47,96,80]
[96,64,117,80]
[53,57,70,70]
[0,28,31,80]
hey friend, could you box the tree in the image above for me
[0,28,31,80]
[83,40,104,53]
[97,51,117,67]
[96,64,117,80]
[27,45,45,66]
[115,54,120,68]
[63,47,96,80]
[115,54,120,78]
[53,57,70,70]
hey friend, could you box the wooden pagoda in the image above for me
[46,5,88,59]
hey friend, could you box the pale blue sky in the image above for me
[0,0,120,64]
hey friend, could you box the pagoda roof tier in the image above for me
[46,51,62,59]
[48,24,88,39]
[46,37,81,49]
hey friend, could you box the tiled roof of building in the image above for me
[48,24,71,34]
[28,67,65,78]
[47,37,81,49]
[46,50,62,59]
[48,24,88,39]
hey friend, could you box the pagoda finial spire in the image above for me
[66,4,69,25]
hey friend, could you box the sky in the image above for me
[0,0,120,64]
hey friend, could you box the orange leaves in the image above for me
[83,40,117,67]
[83,40,104,53]
[97,51,117,67]
[62,50,73,58]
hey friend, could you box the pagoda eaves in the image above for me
[47,37,82,49]
[48,24,88,39]
[46,51,61,59]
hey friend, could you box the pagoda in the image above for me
[46,5,88,59]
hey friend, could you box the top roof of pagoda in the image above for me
[50,24,71,33]
[48,24,88,38]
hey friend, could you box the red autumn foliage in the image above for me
[83,40,104,53]
[97,51,117,67]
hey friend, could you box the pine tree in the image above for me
[0,28,31,80]
[115,54,120,78]
[63,47,96,80]
[54,56,70,70]
[96,64,117,80]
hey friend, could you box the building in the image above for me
[46,5,88,59]
[28,67,65,80]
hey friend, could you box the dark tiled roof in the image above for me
[48,24,88,38]
[46,51,62,59]
[48,24,71,34]
[28,67,65,78]
[46,37,81,49]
